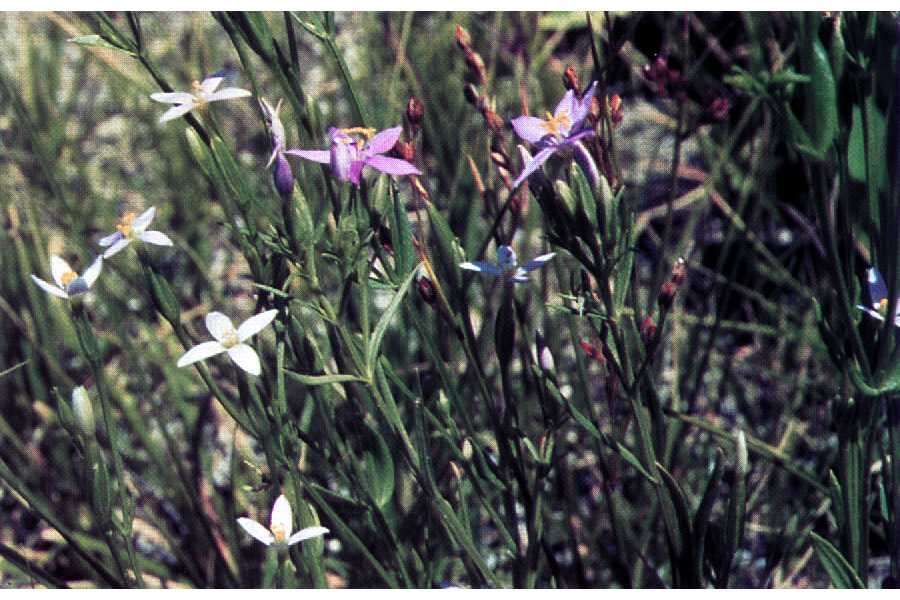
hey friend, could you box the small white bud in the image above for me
[72,386,95,437]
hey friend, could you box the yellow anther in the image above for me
[879,298,889,315]
[270,523,287,543]
[541,112,571,136]
[116,212,136,237]
[61,271,78,287]
[221,329,240,348]
[340,127,376,139]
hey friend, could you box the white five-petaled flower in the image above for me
[176,309,278,376]
[150,76,252,124]
[857,267,900,328]
[99,207,173,258]
[237,494,329,548]
[460,245,556,284]
[31,255,103,299]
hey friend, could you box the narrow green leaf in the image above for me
[810,532,865,588]
[283,370,368,386]
[366,267,417,378]
[69,34,136,56]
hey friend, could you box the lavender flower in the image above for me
[460,245,555,284]
[259,98,294,197]
[98,207,173,258]
[150,76,251,124]
[511,82,598,188]
[286,126,420,186]
[857,267,900,328]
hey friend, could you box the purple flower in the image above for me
[286,126,420,186]
[511,82,598,188]
[260,98,294,197]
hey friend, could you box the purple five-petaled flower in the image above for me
[286,126,420,187]
[510,82,598,188]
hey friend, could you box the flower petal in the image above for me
[459,261,503,277]
[133,206,156,230]
[284,149,331,164]
[571,81,598,125]
[159,103,195,123]
[237,309,278,342]
[205,312,236,342]
[31,275,68,299]
[227,344,261,376]
[206,87,252,103]
[103,238,131,258]
[81,256,104,287]
[50,255,73,287]
[365,155,420,177]
[287,526,329,546]
[200,77,224,95]
[98,231,123,247]
[511,116,550,144]
[150,92,194,105]
[867,267,889,304]
[520,252,556,273]
[176,341,226,368]
[365,126,402,155]
[553,89,578,121]
[237,517,274,546]
[512,146,556,189]
[139,230,174,247]
[270,494,293,539]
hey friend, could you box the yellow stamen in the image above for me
[341,126,376,139]
[879,298,889,315]
[270,523,286,543]
[221,329,239,348]
[116,212,137,237]
[541,111,571,136]
[61,271,78,286]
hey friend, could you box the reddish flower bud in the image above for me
[580,340,605,365]
[659,281,677,310]
[640,316,657,347]
[465,50,488,86]
[671,257,687,287]
[417,275,437,305]
[608,94,624,125]
[563,65,579,92]
[406,96,425,128]
[483,109,505,134]
[707,97,730,122]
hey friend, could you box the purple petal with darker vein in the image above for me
[284,149,330,163]
[553,89,578,120]
[365,155,421,176]
[571,82,598,124]
[512,146,556,189]
[366,126,402,155]
[511,116,550,144]
[349,160,365,185]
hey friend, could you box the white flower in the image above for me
[176,309,278,376]
[237,494,329,548]
[31,255,103,299]
[857,267,900,328]
[460,245,555,284]
[150,76,252,124]
[99,206,173,258]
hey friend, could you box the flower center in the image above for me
[116,212,137,238]
[340,127,376,150]
[542,111,571,136]
[270,523,287,544]
[878,298,889,316]
[191,80,208,105]
[220,328,240,348]
[61,271,78,287]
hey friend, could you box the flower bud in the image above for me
[707,97,730,122]
[658,281,677,310]
[640,316,657,348]
[535,330,555,373]
[580,340,605,365]
[608,94,624,125]
[455,24,471,49]
[393,140,415,163]
[273,152,294,198]
[417,274,437,305]
[483,109,505,134]
[563,65,579,92]
[71,386,95,437]
[406,96,424,129]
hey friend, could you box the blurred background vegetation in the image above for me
[1,11,899,589]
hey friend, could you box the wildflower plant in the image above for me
[5,10,900,592]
